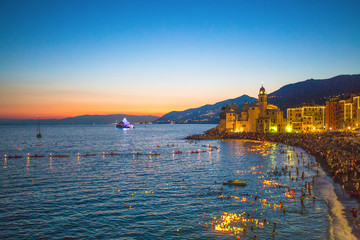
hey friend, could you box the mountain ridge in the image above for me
[0,114,159,125]
[155,95,257,124]
[268,74,360,112]
[156,74,360,123]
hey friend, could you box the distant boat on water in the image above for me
[116,118,134,129]
[36,117,42,138]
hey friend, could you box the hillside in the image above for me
[156,74,360,123]
[268,74,360,112]
[155,95,256,124]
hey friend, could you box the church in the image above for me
[217,85,290,133]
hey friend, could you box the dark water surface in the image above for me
[0,125,355,239]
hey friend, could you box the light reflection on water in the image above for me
[0,124,353,239]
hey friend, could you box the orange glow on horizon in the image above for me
[0,81,243,120]
[0,111,165,120]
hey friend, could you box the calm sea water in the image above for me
[0,124,356,239]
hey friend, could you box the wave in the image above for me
[316,168,356,240]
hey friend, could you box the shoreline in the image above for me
[187,128,360,238]
[187,129,360,192]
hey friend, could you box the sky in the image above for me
[0,0,359,119]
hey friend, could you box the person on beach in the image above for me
[351,208,359,227]
[300,194,305,205]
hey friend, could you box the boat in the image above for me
[223,180,247,186]
[51,154,70,158]
[116,118,134,129]
[36,117,42,138]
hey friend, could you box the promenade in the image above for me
[188,129,360,193]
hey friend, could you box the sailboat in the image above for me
[36,117,42,138]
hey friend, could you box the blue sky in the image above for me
[0,0,359,118]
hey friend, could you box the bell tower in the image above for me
[258,84,267,117]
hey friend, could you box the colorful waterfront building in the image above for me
[217,85,289,133]
[325,100,339,131]
[287,105,325,132]
[325,95,360,131]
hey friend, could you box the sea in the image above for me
[0,124,358,240]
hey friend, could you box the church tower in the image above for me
[258,84,267,117]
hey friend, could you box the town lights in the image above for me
[286,126,292,132]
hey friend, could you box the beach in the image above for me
[187,128,360,238]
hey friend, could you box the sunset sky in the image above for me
[1,0,359,119]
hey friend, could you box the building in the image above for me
[218,85,360,133]
[287,105,325,132]
[217,85,289,133]
[325,100,339,131]
[326,95,360,130]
